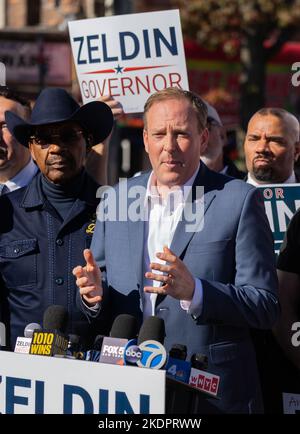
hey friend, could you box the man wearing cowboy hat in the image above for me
[0,87,113,350]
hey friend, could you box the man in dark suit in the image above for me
[74,88,279,413]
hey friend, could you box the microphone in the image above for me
[191,353,208,370]
[66,334,82,358]
[24,323,42,338]
[110,314,138,339]
[29,305,69,357]
[93,334,105,351]
[132,316,167,370]
[43,305,68,332]
[165,344,191,383]
[189,353,220,397]
[99,314,139,365]
[84,334,105,362]
[137,316,165,345]
[14,323,42,354]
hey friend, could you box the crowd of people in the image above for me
[0,83,299,414]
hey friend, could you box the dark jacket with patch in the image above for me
[0,170,102,349]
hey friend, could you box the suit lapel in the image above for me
[156,164,217,308]
[169,164,216,259]
[127,174,149,290]
[128,166,218,306]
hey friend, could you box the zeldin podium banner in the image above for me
[0,351,165,414]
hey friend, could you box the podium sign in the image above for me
[0,352,165,414]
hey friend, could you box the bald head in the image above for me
[244,108,300,184]
[250,108,299,142]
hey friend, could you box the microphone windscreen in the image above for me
[43,305,68,332]
[93,334,105,351]
[191,353,208,370]
[109,314,138,339]
[68,334,80,345]
[137,316,165,345]
[24,323,42,338]
[169,344,187,360]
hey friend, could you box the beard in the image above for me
[252,164,278,182]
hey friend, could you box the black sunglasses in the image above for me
[29,128,84,148]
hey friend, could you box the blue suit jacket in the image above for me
[88,163,279,413]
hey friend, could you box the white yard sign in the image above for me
[68,9,189,113]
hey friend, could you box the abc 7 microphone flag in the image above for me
[124,340,167,370]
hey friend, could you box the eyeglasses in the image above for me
[29,128,85,148]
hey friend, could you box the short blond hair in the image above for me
[143,87,207,132]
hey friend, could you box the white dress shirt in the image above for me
[246,171,297,186]
[2,158,38,193]
[143,164,203,318]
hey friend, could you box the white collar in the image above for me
[4,159,38,192]
[145,163,200,203]
[246,171,297,186]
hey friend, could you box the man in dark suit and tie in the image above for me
[74,88,279,414]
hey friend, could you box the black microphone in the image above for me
[191,353,208,371]
[93,334,105,351]
[83,334,105,362]
[165,344,191,383]
[29,305,69,357]
[66,333,82,358]
[134,316,167,369]
[169,344,187,360]
[137,316,165,345]
[110,314,138,339]
[99,314,139,365]
[43,305,68,332]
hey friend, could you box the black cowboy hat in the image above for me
[5,87,114,147]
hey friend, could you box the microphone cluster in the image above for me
[14,305,220,397]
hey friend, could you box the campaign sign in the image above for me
[0,351,165,414]
[68,9,189,113]
[257,184,300,255]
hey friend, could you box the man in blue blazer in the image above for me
[74,88,279,414]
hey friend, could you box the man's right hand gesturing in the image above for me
[72,249,103,306]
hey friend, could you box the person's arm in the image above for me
[273,270,300,369]
[85,95,123,185]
